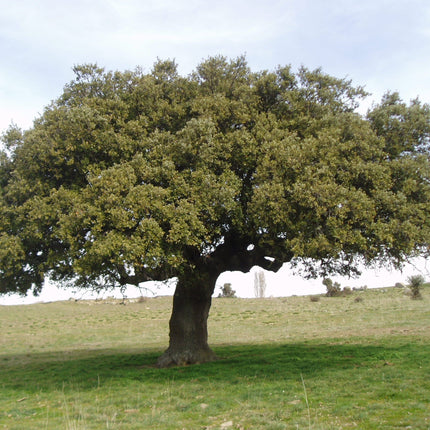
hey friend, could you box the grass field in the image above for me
[1,286,429,429]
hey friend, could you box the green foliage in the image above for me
[367,92,430,158]
[407,274,425,299]
[1,56,430,296]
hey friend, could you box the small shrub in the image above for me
[218,283,237,298]
[323,278,342,297]
[343,286,353,295]
[407,274,425,300]
[310,295,320,302]
[394,282,405,289]
[354,296,364,303]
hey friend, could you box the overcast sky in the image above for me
[1,0,430,303]
[1,0,430,133]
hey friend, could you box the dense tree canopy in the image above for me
[1,56,429,365]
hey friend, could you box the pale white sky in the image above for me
[1,0,429,304]
[1,0,429,132]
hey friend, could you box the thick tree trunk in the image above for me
[156,267,218,367]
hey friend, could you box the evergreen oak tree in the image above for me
[1,56,429,366]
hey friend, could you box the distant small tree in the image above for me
[323,278,342,297]
[407,275,425,299]
[254,271,267,298]
[218,283,236,298]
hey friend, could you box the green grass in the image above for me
[1,287,429,429]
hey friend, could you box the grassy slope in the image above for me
[0,287,429,429]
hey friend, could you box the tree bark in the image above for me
[156,266,218,367]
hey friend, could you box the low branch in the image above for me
[211,237,289,274]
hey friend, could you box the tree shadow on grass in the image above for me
[1,340,428,393]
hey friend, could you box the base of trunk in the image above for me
[156,265,219,367]
[156,346,217,367]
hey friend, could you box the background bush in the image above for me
[407,275,425,300]
[218,283,237,298]
[323,278,342,297]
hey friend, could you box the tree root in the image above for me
[156,347,218,368]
